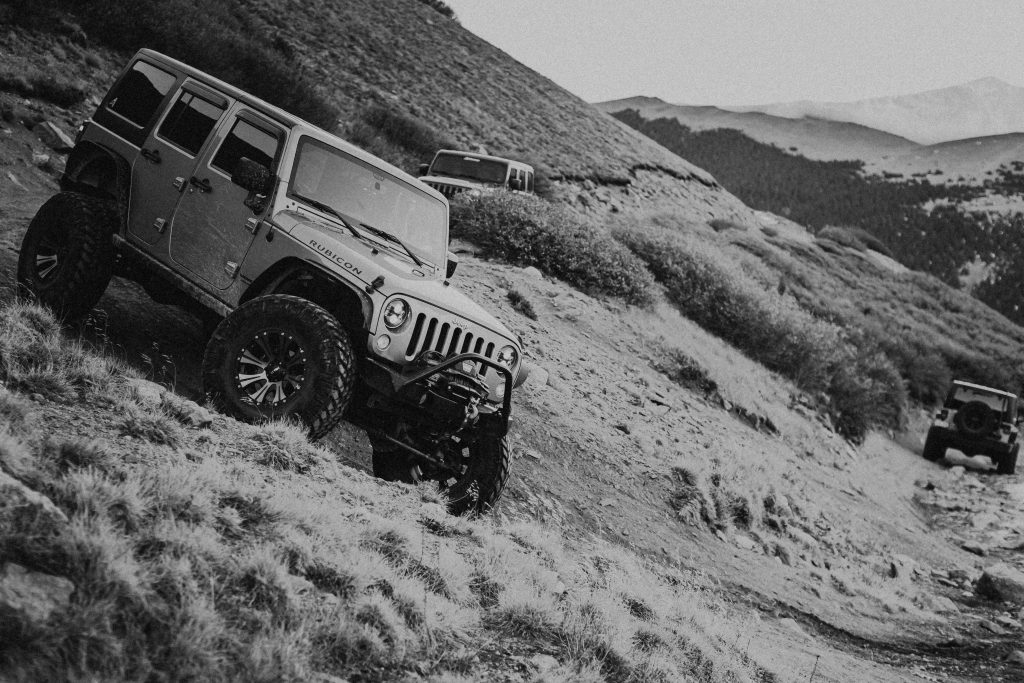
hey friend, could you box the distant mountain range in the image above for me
[597,80,1024,184]
[721,78,1024,145]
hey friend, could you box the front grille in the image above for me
[425,182,466,200]
[405,312,497,363]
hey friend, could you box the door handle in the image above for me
[189,176,212,193]
[141,148,161,164]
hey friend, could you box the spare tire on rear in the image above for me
[954,401,999,437]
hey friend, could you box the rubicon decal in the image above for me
[308,239,363,276]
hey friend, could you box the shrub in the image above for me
[617,228,907,441]
[416,0,457,20]
[506,289,538,320]
[0,69,87,107]
[817,225,866,251]
[450,193,656,305]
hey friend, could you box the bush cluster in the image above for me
[450,193,655,305]
[617,228,906,441]
[8,0,337,128]
[346,103,455,172]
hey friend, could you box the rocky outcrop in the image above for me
[0,468,67,532]
[976,563,1024,604]
[0,563,75,627]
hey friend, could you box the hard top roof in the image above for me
[135,49,444,204]
[433,149,534,170]
[952,380,1017,399]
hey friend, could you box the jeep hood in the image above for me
[419,175,498,190]
[275,211,515,341]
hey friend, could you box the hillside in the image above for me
[6,3,1024,681]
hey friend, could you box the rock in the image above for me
[962,541,987,556]
[889,554,918,580]
[734,535,757,551]
[599,498,616,507]
[977,563,1024,604]
[948,466,966,479]
[523,449,543,461]
[614,423,631,435]
[928,595,960,613]
[972,512,1000,530]
[980,619,1008,635]
[0,563,75,626]
[546,374,569,393]
[527,364,549,389]
[788,528,819,548]
[996,615,1021,630]
[126,377,165,406]
[521,266,543,280]
[778,617,810,641]
[531,654,559,672]
[0,470,68,532]
[33,121,75,152]
[1008,650,1024,665]
[774,543,793,566]
[161,393,215,428]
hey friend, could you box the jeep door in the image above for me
[167,107,285,289]
[129,81,230,247]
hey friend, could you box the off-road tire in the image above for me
[954,401,999,437]
[922,428,946,462]
[17,191,116,320]
[997,444,1019,475]
[202,295,355,440]
[371,433,512,515]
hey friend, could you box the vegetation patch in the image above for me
[506,288,538,320]
[8,0,337,127]
[450,192,656,305]
[617,227,906,441]
[345,103,456,173]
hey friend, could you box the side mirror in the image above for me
[418,163,430,176]
[509,177,523,191]
[233,157,272,213]
[446,251,458,279]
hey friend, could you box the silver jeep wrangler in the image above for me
[923,380,1019,475]
[17,50,526,513]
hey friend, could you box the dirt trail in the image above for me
[4,100,1023,681]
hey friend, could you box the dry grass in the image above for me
[0,300,781,682]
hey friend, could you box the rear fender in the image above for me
[62,141,131,233]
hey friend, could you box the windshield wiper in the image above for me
[359,223,424,267]
[295,195,362,239]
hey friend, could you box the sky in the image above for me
[442,0,1024,106]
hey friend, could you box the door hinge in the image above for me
[224,261,239,278]
[173,177,186,192]
[153,217,167,233]
[245,217,261,235]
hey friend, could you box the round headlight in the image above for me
[496,345,518,369]
[383,299,410,329]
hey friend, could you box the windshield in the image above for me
[289,136,447,267]
[429,153,509,184]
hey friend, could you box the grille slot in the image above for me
[425,182,465,199]
[403,312,502,366]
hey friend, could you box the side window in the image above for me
[526,171,534,193]
[508,168,521,189]
[211,117,281,178]
[106,61,176,128]
[158,91,225,156]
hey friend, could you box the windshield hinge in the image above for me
[365,275,385,294]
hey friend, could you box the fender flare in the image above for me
[61,141,132,233]
[241,258,374,329]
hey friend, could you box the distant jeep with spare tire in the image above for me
[17,49,527,514]
[922,380,1019,474]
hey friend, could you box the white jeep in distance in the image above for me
[17,49,526,513]
[418,150,535,200]
[923,380,1020,475]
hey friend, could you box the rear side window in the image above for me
[212,117,281,177]
[106,61,176,128]
[158,91,225,156]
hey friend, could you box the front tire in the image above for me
[202,295,355,440]
[371,432,512,515]
[997,445,1019,475]
[922,428,945,462]
[17,192,116,320]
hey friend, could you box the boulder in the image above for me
[0,563,75,626]
[521,266,543,280]
[976,563,1024,604]
[33,121,75,152]
[0,469,67,532]
[889,554,918,580]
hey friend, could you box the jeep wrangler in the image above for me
[17,50,526,513]
[418,150,534,200]
[922,380,1019,475]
